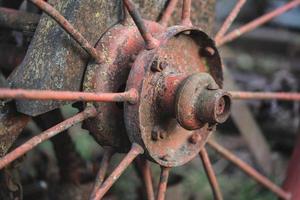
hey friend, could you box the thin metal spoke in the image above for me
[199,148,223,200]
[0,88,138,103]
[217,0,300,46]
[0,106,97,170]
[29,0,102,63]
[92,143,144,200]
[156,166,170,200]
[89,147,115,200]
[181,0,192,26]
[159,0,179,27]
[215,0,246,42]
[135,157,155,200]
[207,140,291,200]
[230,91,300,101]
[123,0,160,49]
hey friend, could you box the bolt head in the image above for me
[150,57,159,72]
[151,126,166,141]
[150,57,168,72]
[189,133,202,144]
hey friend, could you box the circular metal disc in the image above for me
[125,26,223,166]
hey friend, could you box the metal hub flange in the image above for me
[83,21,164,152]
[124,26,230,167]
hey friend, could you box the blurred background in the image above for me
[0,0,300,199]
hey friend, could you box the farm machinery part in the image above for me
[0,0,300,200]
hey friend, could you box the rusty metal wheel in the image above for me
[0,0,300,199]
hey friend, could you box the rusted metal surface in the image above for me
[92,143,143,200]
[214,0,246,42]
[181,0,192,26]
[29,0,101,63]
[199,148,223,200]
[283,134,300,200]
[0,7,40,33]
[1,0,214,115]
[0,106,97,170]
[7,0,168,117]
[90,147,114,200]
[175,73,231,130]
[159,0,179,27]
[217,0,300,46]
[123,0,160,49]
[125,25,225,167]
[83,20,163,152]
[156,166,170,200]
[0,103,30,157]
[7,0,120,116]
[230,91,300,101]
[0,88,138,103]
[207,139,291,200]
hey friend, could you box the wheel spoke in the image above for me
[89,147,115,200]
[215,0,246,42]
[0,88,138,103]
[181,0,192,26]
[217,0,300,46]
[199,148,223,200]
[0,106,97,170]
[230,91,300,101]
[123,0,160,49]
[29,0,102,63]
[156,166,170,200]
[207,140,291,200]
[159,0,179,27]
[134,157,155,200]
[91,143,144,200]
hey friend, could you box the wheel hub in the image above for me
[83,21,163,152]
[84,22,231,166]
[125,26,231,167]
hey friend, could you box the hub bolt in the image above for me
[151,57,168,72]
[151,126,166,141]
[189,133,202,144]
